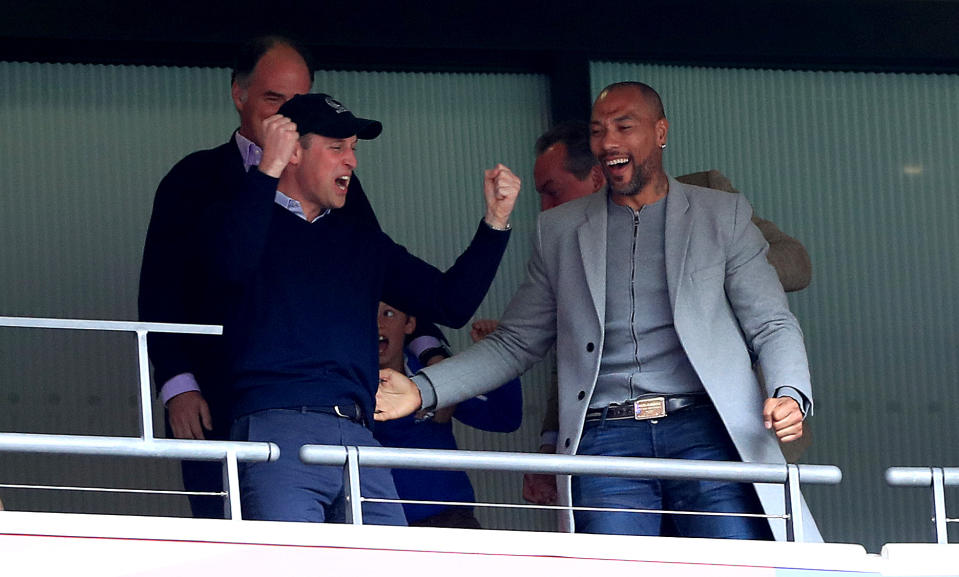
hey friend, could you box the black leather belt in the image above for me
[303,403,365,424]
[585,394,709,422]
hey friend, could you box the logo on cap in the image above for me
[325,96,349,115]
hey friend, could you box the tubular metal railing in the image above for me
[0,316,279,520]
[1,315,843,539]
[885,466,959,543]
[300,444,843,542]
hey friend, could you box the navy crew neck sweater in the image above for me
[204,169,510,421]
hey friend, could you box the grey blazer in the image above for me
[419,177,820,540]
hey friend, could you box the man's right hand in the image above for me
[522,443,558,505]
[167,390,213,440]
[375,368,423,421]
[257,114,299,177]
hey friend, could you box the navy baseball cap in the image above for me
[278,93,382,140]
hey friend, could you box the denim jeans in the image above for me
[571,403,773,539]
[231,408,407,525]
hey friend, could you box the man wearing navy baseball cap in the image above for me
[202,92,521,524]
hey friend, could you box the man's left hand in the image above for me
[483,164,520,230]
[763,397,803,443]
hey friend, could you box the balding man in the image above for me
[377,82,820,540]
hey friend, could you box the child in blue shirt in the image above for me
[373,302,522,527]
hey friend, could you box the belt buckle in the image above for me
[633,397,666,420]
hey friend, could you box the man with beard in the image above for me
[375,82,819,540]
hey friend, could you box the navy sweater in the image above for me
[205,170,510,420]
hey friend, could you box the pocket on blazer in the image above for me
[689,263,725,284]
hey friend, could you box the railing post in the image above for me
[135,329,154,441]
[785,464,804,542]
[223,447,243,521]
[931,467,948,544]
[343,446,363,525]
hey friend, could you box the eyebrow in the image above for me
[264,90,286,99]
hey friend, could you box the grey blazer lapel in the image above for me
[576,193,608,327]
[665,178,692,310]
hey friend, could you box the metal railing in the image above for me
[0,316,279,520]
[0,315,843,538]
[885,466,959,543]
[300,444,842,542]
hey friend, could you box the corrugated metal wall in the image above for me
[0,61,553,529]
[591,62,959,550]
[9,57,955,546]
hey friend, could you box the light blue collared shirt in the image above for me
[274,189,330,223]
[235,131,262,172]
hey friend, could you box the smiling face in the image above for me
[534,143,603,211]
[589,85,669,201]
[232,44,312,144]
[377,302,416,371]
[287,133,358,219]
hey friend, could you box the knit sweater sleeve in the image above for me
[380,221,510,329]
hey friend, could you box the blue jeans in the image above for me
[231,408,406,525]
[571,403,773,539]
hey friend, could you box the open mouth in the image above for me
[378,334,389,354]
[606,157,630,169]
[335,175,351,191]
[603,156,632,180]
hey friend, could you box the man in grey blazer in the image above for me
[377,81,818,541]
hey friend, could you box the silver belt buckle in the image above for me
[633,397,667,420]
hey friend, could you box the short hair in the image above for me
[298,133,315,149]
[232,34,315,88]
[534,120,598,180]
[600,81,666,120]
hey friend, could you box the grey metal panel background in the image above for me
[592,62,959,550]
[0,61,553,529]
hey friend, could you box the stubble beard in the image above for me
[605,154,655,197]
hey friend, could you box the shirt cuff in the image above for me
[411,373,437,411]
[774,386,810,418]
[160,373,201,406]
[408,335,447,361]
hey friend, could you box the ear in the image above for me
[589,165,606,192]
[231,81,245,113]
[656,117,670,147]
[287,140,304,167]
[405,316,416,336]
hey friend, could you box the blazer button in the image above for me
[564,438,571,448]
[577,390,586,400]
[586,342,595,352]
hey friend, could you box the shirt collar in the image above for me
[274,189,330,223]
[234,131,262,172]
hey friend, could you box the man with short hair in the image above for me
[208,93,518,523]
[139,35,444,518]
[377,82,819,540]
[534,121,606,211]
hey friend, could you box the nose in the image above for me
[590,130,614,158]
[596,130,618,153]
[344,148,357,170]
